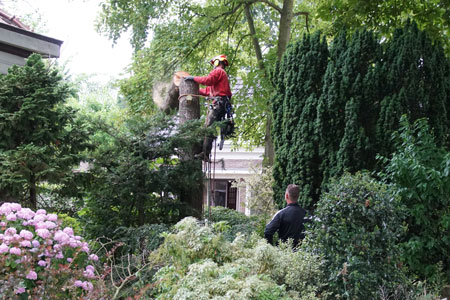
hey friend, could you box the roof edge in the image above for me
[0,22,63,46]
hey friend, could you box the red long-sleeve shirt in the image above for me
[194,67,232,97]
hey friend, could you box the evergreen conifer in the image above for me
[0,54,90,208]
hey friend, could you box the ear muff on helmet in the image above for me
[210,54,229,67]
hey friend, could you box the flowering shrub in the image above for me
[151,217,324,299]
[0,202,98,299]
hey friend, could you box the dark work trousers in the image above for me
[203,97,228,160]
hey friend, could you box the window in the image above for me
[212,180,238,210]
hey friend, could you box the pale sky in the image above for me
[2,0,133,81]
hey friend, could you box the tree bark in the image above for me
[178,79,203,218]
[244,4,265,71]
[276,0,295,60]
[30,173,37,209]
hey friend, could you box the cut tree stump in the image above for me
[178,76,200,122]
[178,78,203,218]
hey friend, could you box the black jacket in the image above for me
[264,203,306,247]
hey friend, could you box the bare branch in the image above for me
[293,11,309,33]
[249,0,282,13]
[293,11,308,17]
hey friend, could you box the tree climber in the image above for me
[184,54,233,161]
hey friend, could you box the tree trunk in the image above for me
[179,79,201,122]
[178,79,203,218]
[264,116,275,166]
[277,0,295,60]
[30,173,37,209]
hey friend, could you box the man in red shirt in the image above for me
[185,54,233,161]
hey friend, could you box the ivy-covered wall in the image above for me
[271,22,450,210]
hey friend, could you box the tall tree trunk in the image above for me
[30,173,37,209]
[178,79,203,218]
[277,0,295,60]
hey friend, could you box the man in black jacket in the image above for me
[264,184,307,248]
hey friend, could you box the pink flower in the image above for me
[5,227,17,236]
[20,240,32,247]
[10,203,21,211]
[15,287,26,294]
[83,268,95,279]
[31,240,40,247]
[17,208,35,220]
[89,254,99,261]
[6,213,16,221]
[84,281,93,291]
[67,257,73,263]
[44,221,57,229]
[36,229,50,239]
[0,203,12,214]
[86,265,95,272]
[0,243,9,253]
[55,252,64,259]
[9,247,21,255]
[69,240,79,248]
[20,230,33,240]
[36,209,46,215]
[81,242,90,253]
[63,227,74,236]
[74,280,83,287]
[79,281,93,291]
[54,231,70,244]
[35,221,47,229]
[47,214,58,221]
[74,280,93,291]
[38,260,46,267]
[0,221,6,227]
[33,214,46,222]
[26,270,37,280]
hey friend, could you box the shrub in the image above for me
[205,206,265,240]
[0,202,97,299]
[379,117,450,282]
[151,217,324,299]
[308,173,407,299]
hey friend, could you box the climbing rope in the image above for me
[178,93,205,101]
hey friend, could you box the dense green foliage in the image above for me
[205,206,266,241]
[380,117,450,281]
[80,114,206,240]
[308,173,407,299]
[316,0,450,54]
[272,22,450,210]
[272,32,329,210]
[0,54,90,208]
[151,217,324,300]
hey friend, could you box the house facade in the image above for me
[203,141,264,215]
[0,9,62,74]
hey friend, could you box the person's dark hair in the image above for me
[286,184,299,202]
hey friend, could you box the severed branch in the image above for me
[294,11,309,33]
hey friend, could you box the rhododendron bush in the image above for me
[0,202,98,299]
